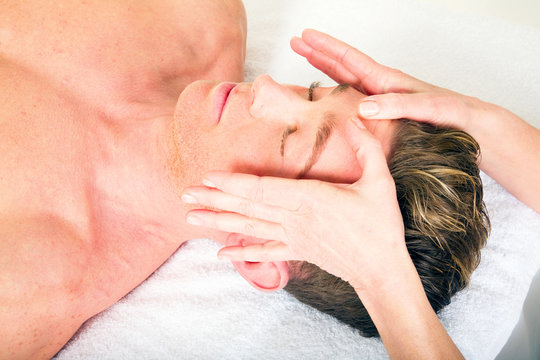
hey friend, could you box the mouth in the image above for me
[214,82,237,123]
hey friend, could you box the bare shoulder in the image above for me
[0,0,246,121]
[0,61,94,360]
[0,213,90,360]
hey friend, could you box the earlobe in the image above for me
[226,233,289,292]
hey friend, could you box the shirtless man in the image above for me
[1,1,399,357]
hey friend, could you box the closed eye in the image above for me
[308,81,321,101]
[281,81,319,158]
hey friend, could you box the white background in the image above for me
[422,0,540,31]
[421,0,540,130]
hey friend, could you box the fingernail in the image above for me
[186,214,204,226]
[359,101,379,117]
[202,178,216,188]
[181,194,197,204]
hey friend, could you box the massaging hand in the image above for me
[292,29,540,213]
[290,28,483,131]
[183,117,464,359]
[181,118,406,289]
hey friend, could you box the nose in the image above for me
[249,74,304,123]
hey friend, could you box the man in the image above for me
[0,0,488,358]
[0,0,397,357]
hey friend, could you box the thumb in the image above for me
[358,93,450,126]
[345,118,392,188]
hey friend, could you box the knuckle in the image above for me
[273,208,287,226]
[238,199,254,218]
[205,191,221,209]
[361,65,375,85]
[381,67,403,92]
[293,197,315,218]
[329,59,339,76]
[390,93,407,115]
[388,67,404,76]
[338,47,351,64]
[425,94,441,120]
[214,214,227,230]
[242,221,257,238]
[258,246,271,262]
[249,178,265,203]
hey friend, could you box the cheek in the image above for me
[231,144,286,176]
[209,127,286,176]
[304,135,363,183]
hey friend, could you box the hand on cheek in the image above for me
[181,118,408,290]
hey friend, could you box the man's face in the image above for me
[168,74,398,187]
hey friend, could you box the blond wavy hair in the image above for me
[285,120,490,337]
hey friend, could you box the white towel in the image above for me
[55,1,540,359]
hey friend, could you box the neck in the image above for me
[110,115,226,247]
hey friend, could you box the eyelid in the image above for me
[308,81,321,101]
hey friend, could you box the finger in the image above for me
[218,241,298,262]
[201,172,310,210]
[186,209,287,242]
[182,186,286,224]
[290,36,360,87]
[301,29,423,94]
[358,93,469,130]
[345,118,392,186]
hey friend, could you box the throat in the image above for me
[92,115,218,248]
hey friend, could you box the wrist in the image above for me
[349,246,418,298]
[350,252,464,360]
[463,97,509,138]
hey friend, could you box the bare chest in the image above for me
[0,78,93,234]
[0,86,174,249]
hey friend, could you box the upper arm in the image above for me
[0,215,91,359]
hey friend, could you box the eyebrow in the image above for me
[310,82,350,100]
[280,126,298,156]
[295,83,351,177]
[297,112,337,178]
[330,83,351,95]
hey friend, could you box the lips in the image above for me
[214,82,237,123]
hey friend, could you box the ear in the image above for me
[226,233,289,292]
